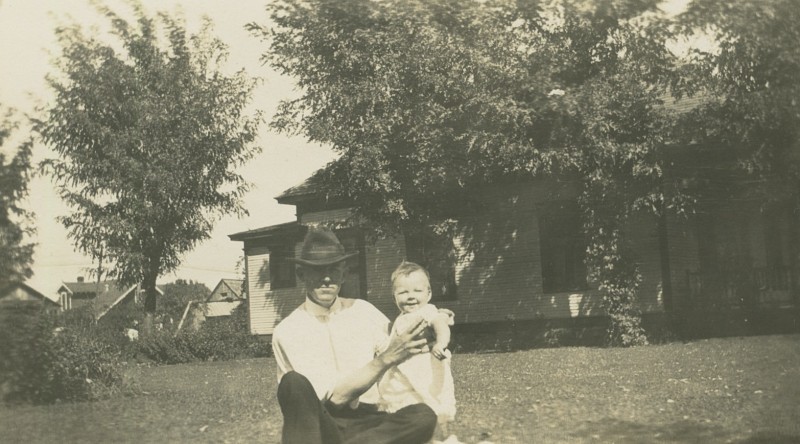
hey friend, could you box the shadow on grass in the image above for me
[735,432,800,444]
[570,419,800,443]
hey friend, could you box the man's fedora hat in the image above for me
[289,227,358,267]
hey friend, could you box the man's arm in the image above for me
[327,316,429,407]
[272,332,292,382]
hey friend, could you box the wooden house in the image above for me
[230,164,799,340]
[176,279,246,332]
[0,282,60,312]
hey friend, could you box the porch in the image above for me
[686,266,797,309]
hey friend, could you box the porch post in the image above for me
[658,206,674,313]
[789,207,799,305]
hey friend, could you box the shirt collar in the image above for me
[303,297,342,317]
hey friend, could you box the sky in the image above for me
[0,0,337,297]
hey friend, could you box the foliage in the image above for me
[158,279,210,328]
[36,2,262,332]
[672,0,800,206]
[0,300,124,404]
[252,0,684,345]
[137,302,269,364]
[0,107,35,289]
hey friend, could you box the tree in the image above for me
[252,0,680,345]
[673,0,800,204]
[159,279,210,327]
[0,107,35,289]
[37,2,261,335]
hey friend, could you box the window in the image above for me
[60,291,71,311]
[337,229,367,299]
[405,229,458,301]
[539,202,588,293]
[269,245,296,289]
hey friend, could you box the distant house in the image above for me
[57,277,164,320]
[208,279,245,302]
[175,279,246,332]
[0,282,59,312]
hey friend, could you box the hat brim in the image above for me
[288,251,358,267]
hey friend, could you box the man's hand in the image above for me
[378,317,430,367]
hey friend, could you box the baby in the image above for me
[379,261,456,425]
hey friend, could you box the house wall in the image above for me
[243,180,667,334]
[246,244,307,335]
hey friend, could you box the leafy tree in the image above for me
[159,279,210,327]
[37,3,261,335]
[673,0,800,205]
[0,107,35,289]
[252,0,681,345]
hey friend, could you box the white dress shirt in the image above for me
[272,297,390,407]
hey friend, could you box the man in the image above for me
[272,226,438,444]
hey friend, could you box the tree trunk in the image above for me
[142,273,159,336]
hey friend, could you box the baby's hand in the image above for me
[431,343,450,360]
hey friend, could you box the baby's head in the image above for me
[391,261,432,314]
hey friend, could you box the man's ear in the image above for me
[295,266,304,280]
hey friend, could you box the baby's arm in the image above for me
[430,313,452,360]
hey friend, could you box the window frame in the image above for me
[269,244,297,290]
[538,201,588,294]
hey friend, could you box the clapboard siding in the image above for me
[246,244,306,335]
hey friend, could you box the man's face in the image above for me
[297,262,347,308]
[392,270,432,314]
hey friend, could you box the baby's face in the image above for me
[392,270,432,314]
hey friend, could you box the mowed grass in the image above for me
[2,335,799,444]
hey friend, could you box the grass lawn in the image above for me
[2,334,799,443]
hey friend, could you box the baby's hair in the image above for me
[391,261,431,286]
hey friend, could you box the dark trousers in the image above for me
[277,371,437,444]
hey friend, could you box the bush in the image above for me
[0,300,125,404]
[135,302,271,364]
[136,329,197,365]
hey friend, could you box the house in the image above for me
[56,277,164,320]
[208,279,245,302]
[230,161,799,341]
[175,278,247,332]
[0,281,60,312]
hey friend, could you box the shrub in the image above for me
[135,329,196,365]
[135,302,271,364]
[0,300,125,404]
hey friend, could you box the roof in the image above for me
[0,282,59,306]
[58,281,133,312]
[58,280,164,319]
[204,300,243,317]
[228,220,306,242]
[276,173,325,203]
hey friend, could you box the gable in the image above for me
[208,279,245,302]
